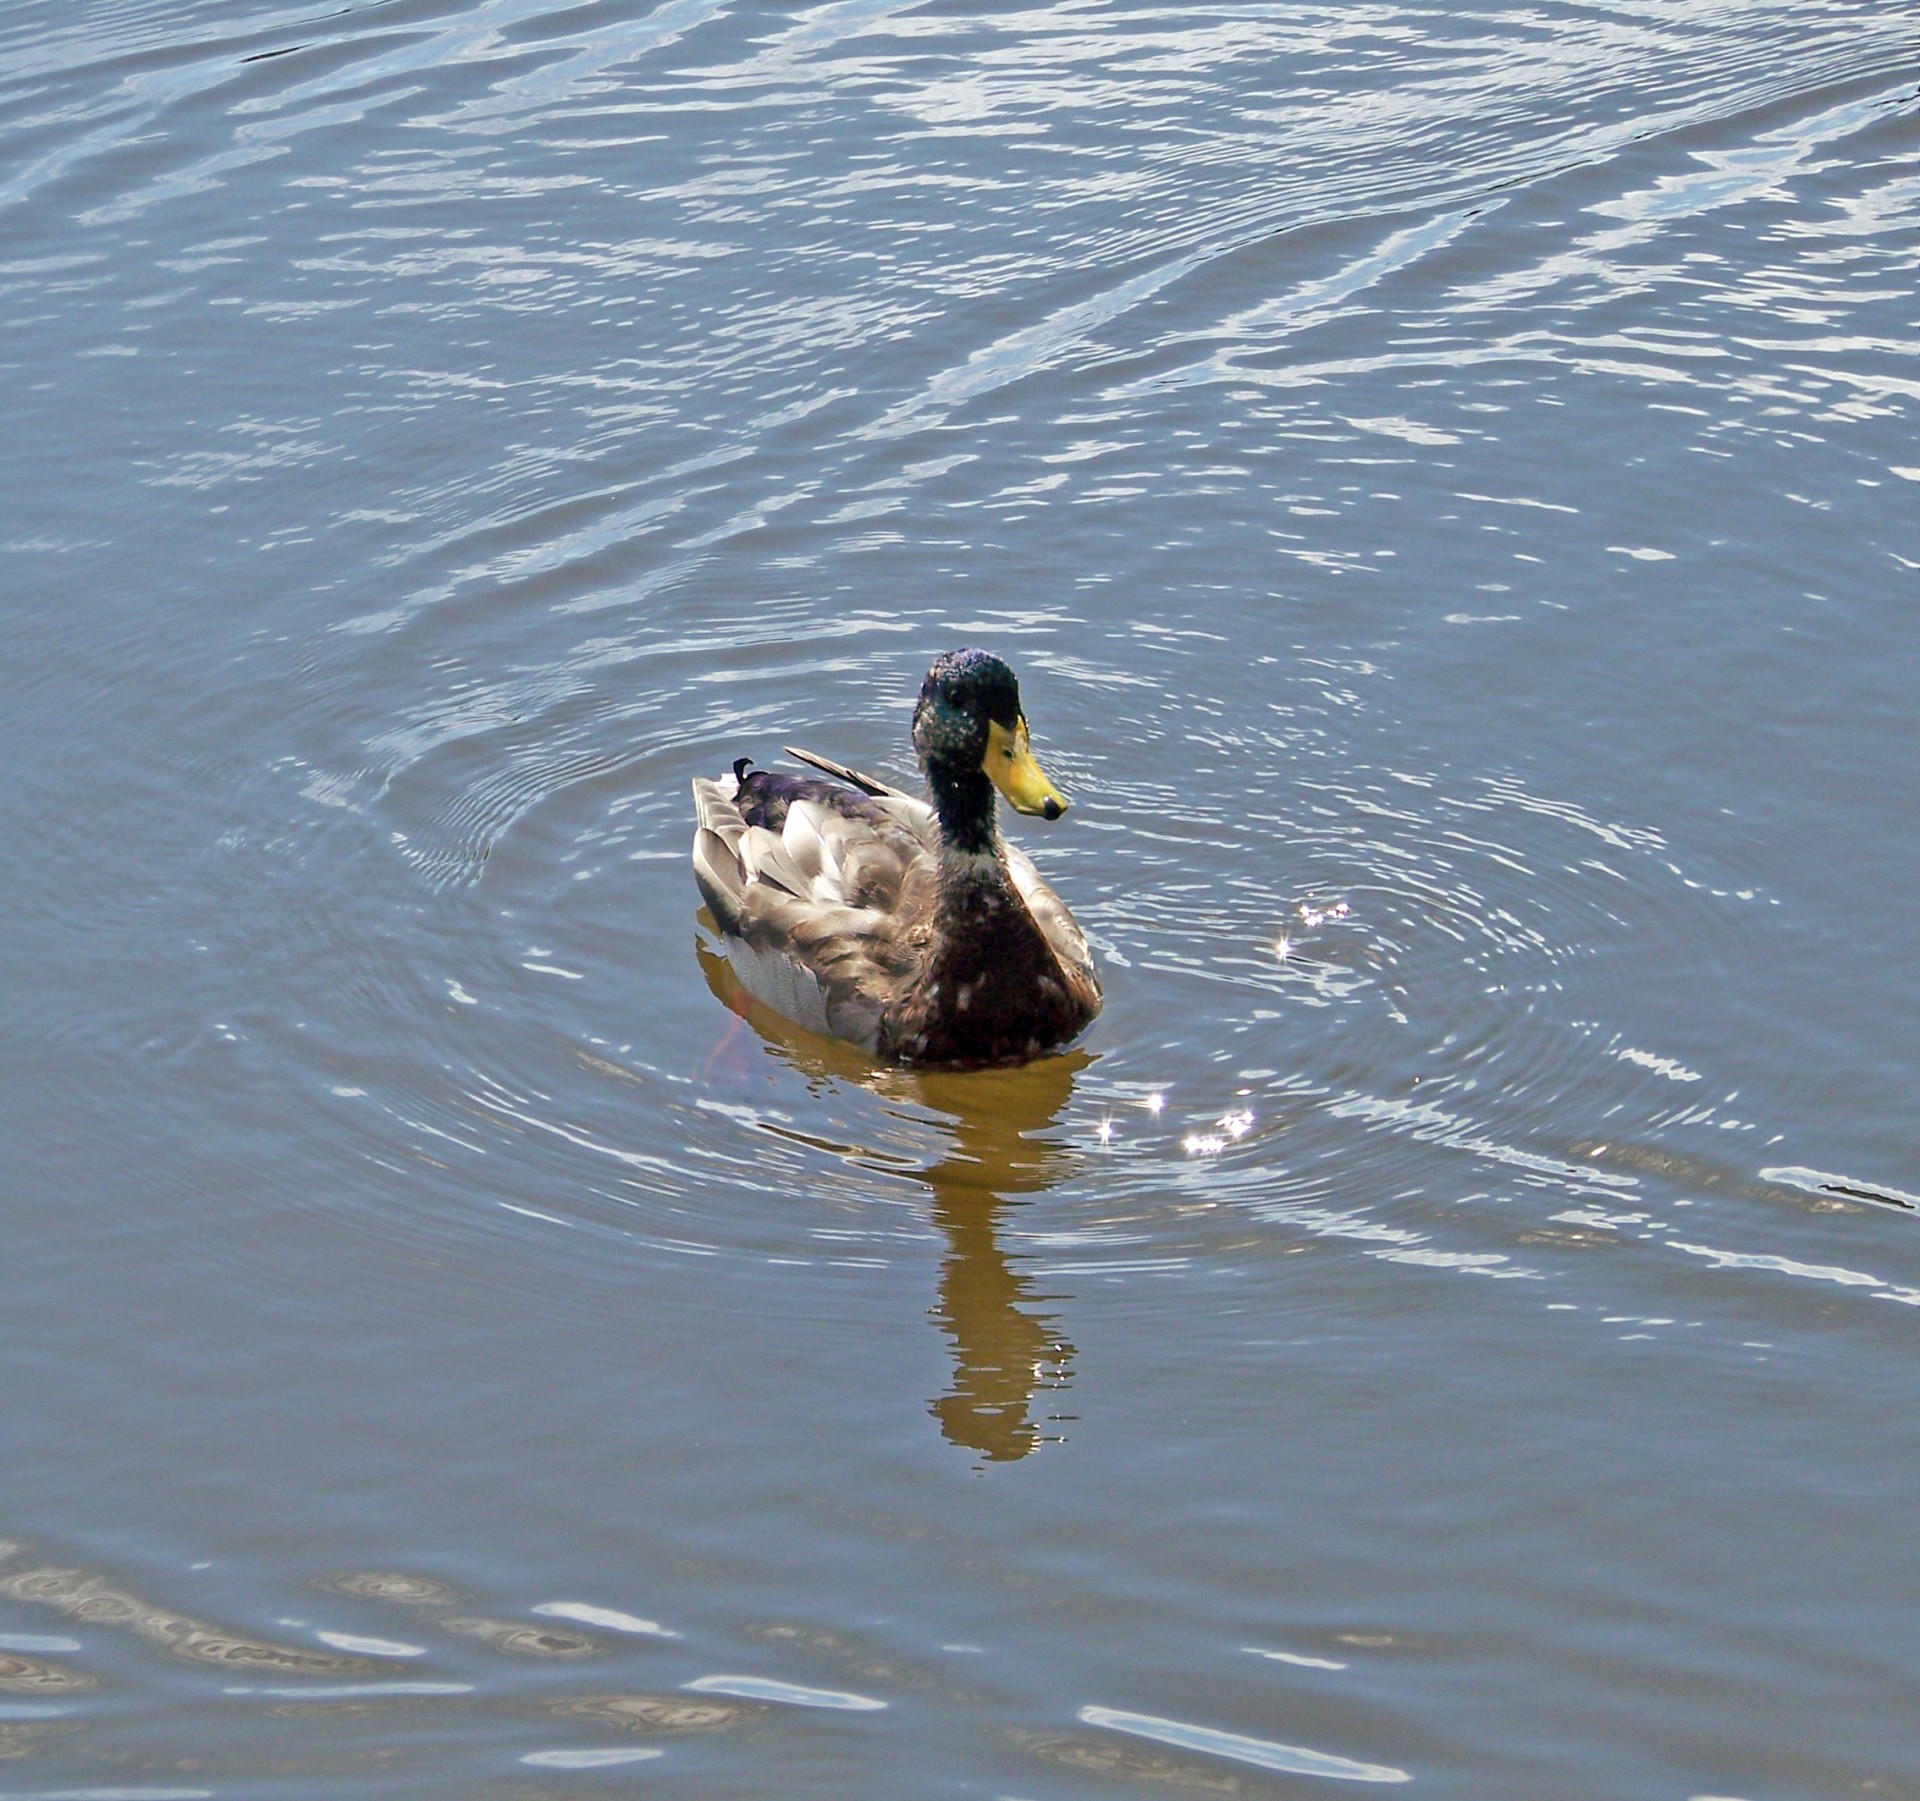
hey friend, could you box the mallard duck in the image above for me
[691,648,1101,1068]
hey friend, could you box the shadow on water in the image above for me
[696,941,1083,1465]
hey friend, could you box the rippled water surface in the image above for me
[5,0,1920,1793]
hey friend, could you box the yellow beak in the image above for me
[984,717,1069,819]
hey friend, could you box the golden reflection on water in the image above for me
[697,943,1084,1464]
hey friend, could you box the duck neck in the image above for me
[927,762,1002,866]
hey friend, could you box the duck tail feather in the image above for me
[782,745,907,798]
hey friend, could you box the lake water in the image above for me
[4,0,1919,1794]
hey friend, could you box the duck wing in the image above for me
[691,767,937,1051]
[1004,843,1102,1018]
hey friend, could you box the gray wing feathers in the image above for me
[690,776,750,931]
[721,916,885,1049]
[690,776,926,1051]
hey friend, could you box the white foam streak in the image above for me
[534,1601,677,1638]
[685,1674,885,1710]
[522,1748,664,1768]
[1079,1706,1408,1781]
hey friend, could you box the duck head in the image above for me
[912,648,1069,852]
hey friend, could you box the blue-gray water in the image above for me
[4,1,1919,1794]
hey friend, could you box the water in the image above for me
[4,0,1918,1793]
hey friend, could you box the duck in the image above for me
[691,648,1101,1068]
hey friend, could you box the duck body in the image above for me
[691,650,1100,1069]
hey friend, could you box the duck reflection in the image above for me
[909,1055,1085,1462]
[697,941,1083,1463]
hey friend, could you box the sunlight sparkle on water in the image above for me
[1297,899,1352,930]
[1185,1109,1254,1156]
